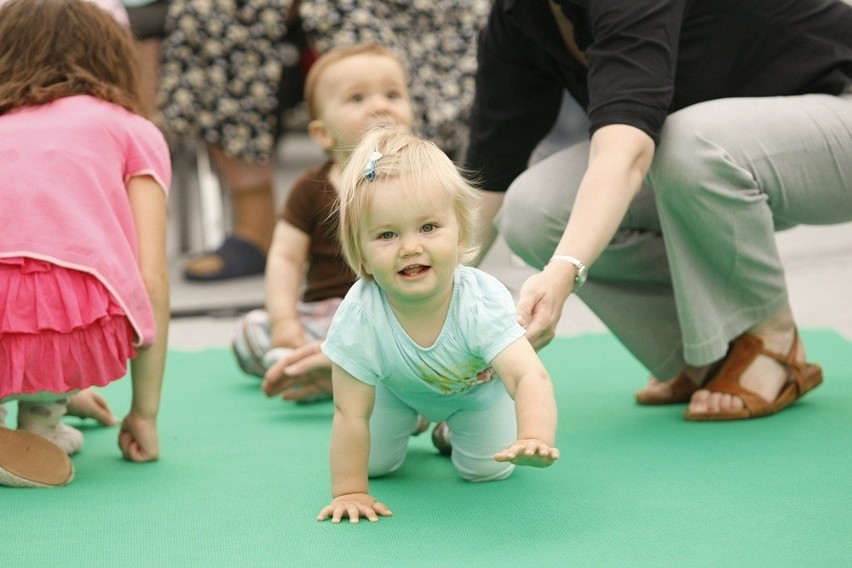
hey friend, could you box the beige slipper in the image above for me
[0,428,74,488]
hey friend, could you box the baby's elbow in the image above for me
[509,367,552,392]
[333,402,371,425]
[538,370,556,393]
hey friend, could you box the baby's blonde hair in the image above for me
[337,126,480,280]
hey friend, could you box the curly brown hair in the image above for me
[0,0,147,117]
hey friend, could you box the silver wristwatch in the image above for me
[549,254,588,289]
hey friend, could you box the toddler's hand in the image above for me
[494,438,560,468]
[317,493,392,524]
[66,388,117,426]
[262,341,333,401]
[118,413,159,462]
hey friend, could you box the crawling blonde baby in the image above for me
[317,126,559,524]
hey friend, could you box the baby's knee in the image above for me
[452,452,514,483]
[231,309,270,377]
[367,451,406,478]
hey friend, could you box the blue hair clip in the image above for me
[363,151,383,182]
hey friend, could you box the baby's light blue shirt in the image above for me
[322,266,526,415]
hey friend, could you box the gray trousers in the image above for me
[498,89,852,379]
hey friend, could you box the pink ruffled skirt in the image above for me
[0,257,136,400]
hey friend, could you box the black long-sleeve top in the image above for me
[466,0,852,192]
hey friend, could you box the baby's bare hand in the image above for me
[66,388,117,426]
[494,438,559,467]
[317,493,392,524]
[262,341,332,400]
[118,414,159,462]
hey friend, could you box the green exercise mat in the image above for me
[3,329,851,567]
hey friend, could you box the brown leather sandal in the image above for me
[635,373,700,405]
[0,428,74,487]
[684,330,823,421]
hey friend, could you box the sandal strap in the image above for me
[695,336,760,407]
[702,332,804,411]
[750,329,810,395]
[685,329,823,420]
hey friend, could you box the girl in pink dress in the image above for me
[0,0,171,487]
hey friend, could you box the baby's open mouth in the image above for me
[400,264,428,276]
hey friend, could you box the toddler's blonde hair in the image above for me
[337,125,480,280]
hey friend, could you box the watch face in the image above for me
[575,265,588,288]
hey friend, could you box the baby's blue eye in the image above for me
[379,231,395,240]
[421,224,436,233]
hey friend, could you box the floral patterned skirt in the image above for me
[158,0,293,163]
[299,0,492,155]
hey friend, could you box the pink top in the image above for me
[0,95,171,347]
